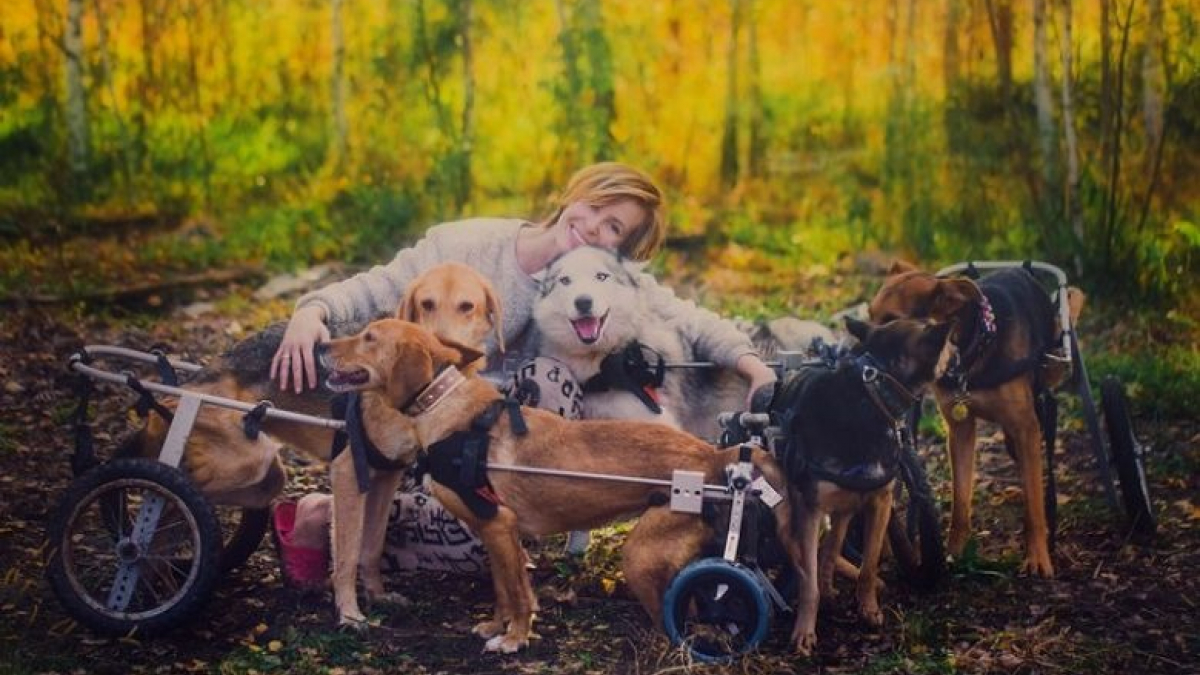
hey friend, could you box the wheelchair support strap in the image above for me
[160,394,201,469]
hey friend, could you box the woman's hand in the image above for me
[272,305,330,393]
[736,353,778,411]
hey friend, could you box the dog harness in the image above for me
[581,340,666,414]
[330,392,410,494]
[773,352,914,493]
[417,398,528,521]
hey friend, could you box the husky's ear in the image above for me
[929,278,982,324]
[434,336,486,369]
[619,256,648,288]
[888,259,921,277]
[844,316,873,344]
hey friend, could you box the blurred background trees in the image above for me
[0,0,1196,303]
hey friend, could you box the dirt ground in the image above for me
[0,286,1197,675]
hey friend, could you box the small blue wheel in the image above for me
[662,558,771,662]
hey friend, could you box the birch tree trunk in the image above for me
[1033,0,1057,190]
[457,0,474,210]
[64,0,89,179]
[1058,0,1083,274]
[330,0,349,172]
[1141,0,1165,170]
[747,0,766,179]
[719,0,741,189]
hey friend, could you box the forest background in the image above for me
[0,0,1197,404]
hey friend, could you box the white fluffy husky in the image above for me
[533,246,834,441]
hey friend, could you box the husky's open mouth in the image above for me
[326,366,370,391]
[570,312,609,345]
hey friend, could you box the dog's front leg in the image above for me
[360,470,410,607]
[941,406,979,558]
[330,453,369,627]
[856,487,893,627]
[472,508,534,653]
[1001,397,1055,578]
[791,501,823,656]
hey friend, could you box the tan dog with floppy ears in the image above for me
[869,261,1084,576]
[320,318,806,654]
[124,262,503,626]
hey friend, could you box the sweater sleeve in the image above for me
[294,222,457,329]
[637,272,757,368]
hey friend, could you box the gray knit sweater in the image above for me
[295,218,756,376]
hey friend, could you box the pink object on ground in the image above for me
[272,500,329,590]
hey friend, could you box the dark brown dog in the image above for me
[869,261,1084,577]
[321,318,805,654]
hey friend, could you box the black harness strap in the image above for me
[125,374,175,422]
[242,401,272,440]
[423,399,528,520]
[582,341,665,414]
[331,393,410,494]
[152,349,180,387]
[69,351,99,477]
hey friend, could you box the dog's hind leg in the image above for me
[856,487,893,627]
[360,470,410,607]
[818,511,852,600]
[622,508,710,625]
[941,408,979,558]
[998,390,1055,578]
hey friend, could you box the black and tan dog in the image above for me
[767,316,950,654]
[869,261,1084,577]
[320,318,805,654]
[122,263,503,626]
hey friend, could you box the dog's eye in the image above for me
[458,301,475,313]
[364,331,375,343]
[595,272,610,282]
[559,275,572,286]
[420,299,435,312]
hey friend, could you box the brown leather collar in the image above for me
[402,365,466,416]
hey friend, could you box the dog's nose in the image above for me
[574,295,593,314]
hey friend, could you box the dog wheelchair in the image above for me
[933,261,1155,542]
[48,345,346,637]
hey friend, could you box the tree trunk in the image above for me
[578,0,616,162]
[1098,0,1113,241]
[1058,0,1083,274]
[719,0,741,190]
[64,0,89,180]
[984,0,1014,98]
[943,0,961,96]
[747,0,766,179]
[330,0,349,172]
[1141,0,1165,171]
[1033,0,1057,190]
[457,0,475,210]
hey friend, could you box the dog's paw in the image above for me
[792,630,817,657]
[472,620,505,639]
[484,633,528,654]
[337,612,369,632]
[371,591,411,608]
[859,604,884,627]
[1020,554,1055,578]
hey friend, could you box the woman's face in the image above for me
[552,198,646,255]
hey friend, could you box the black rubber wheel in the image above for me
[46,458,223,636]
[1100,377,1156,541]
[885,434,946,589]
[662,558,771,663]
[217,507,269,574]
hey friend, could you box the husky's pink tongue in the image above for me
[571,316,602,343]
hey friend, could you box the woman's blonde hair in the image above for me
[542,162,666,261]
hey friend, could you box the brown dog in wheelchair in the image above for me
[868,261,1084,577]
[121,262,503,626]
[320,317,805,654]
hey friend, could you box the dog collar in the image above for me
[402,365,466,416]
